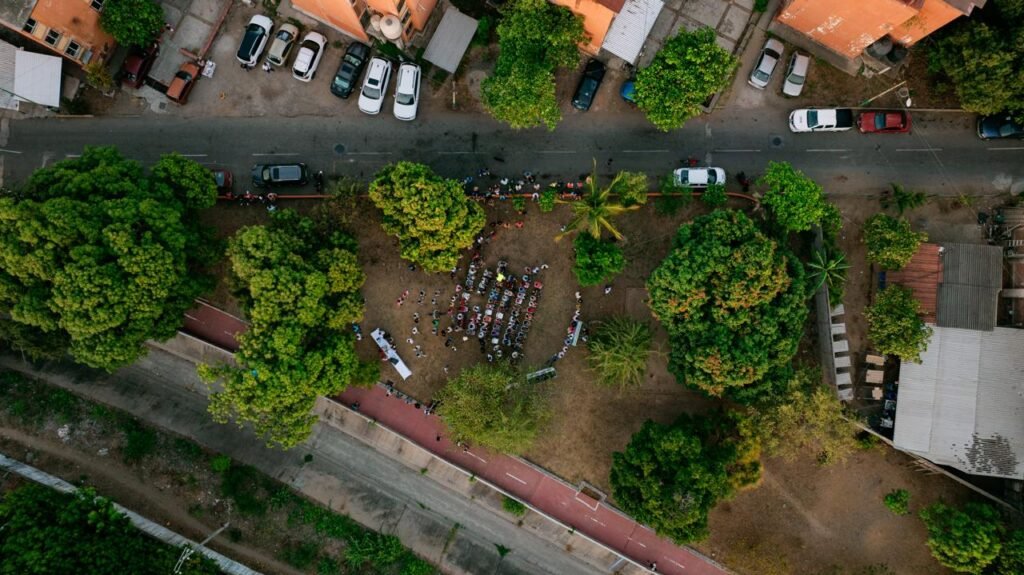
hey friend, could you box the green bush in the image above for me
[122,424,157,463]
[512,196,527,212]
[883,489,910,516]
[502,496,527,517]
[345,532,406,569]
[220,464,268,517]
[572,234,625,287]
[539,188,557,212]
[210,455,232,473]
[701,183,727,208]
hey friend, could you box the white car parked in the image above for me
[782,52,810,97]
[748,38,784,90]
[292,31,326,82]
[358,57,392,115]
[236,15,273,67]
[673,167,726,188]
[393,63,421,121]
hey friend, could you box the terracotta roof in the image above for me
[596,0,626,13]
[885,243,942,324]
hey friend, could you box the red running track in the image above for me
[181,299,248,352]
[336,385,727,575]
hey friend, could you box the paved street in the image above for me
[1,108,1022,196]
[0,351,602,575]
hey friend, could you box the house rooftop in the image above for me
[937,243,1003,331]
[885,242,942,324]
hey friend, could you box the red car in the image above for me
[120,44,159,89]
[858,111,912,134]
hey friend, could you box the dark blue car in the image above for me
[571,59,606,111]
[977,114,1024,140]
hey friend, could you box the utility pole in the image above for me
[859,80,907,108]
[173,522,230,574]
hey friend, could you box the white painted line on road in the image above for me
[668,559,686,570]
[895,148,942,152]
[0,148,22,154]
[180,154,208,158]
[805,149,852,153]
[988,147,1024,151]
[347,152,393,156]
[252,152,300,157]
[538,150,576,155]
[65,154,81,158]
[505,472,528,485]
[463,450,487,464]
[621,149,669,154]
[588,516,606,527]
[714,148,761,153]
[631,540,646,549]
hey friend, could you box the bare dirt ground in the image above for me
[198,189,989,575]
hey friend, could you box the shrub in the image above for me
[280,541,320,570]
[122,424,157,463]
[884,489,910,516]
[572,234,625,287]
[864,214,927,270]
[210,455,232,473]
[502,496,527,517]
[866,286,932,363]
[920,502,1003,573]
[538,188,557,212]
[587,317,652,388]
[701,183,727,208]
[220,464,268,516]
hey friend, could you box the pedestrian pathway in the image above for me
[337,385,728,575]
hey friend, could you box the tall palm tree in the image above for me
[556,161,639,241]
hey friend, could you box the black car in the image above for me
[571,59,606,111]
[331,42,371,99]
[977,113,1024,140]
[251,163,309,187]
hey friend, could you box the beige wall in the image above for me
[292,0,370,42]
[550,0,610,53]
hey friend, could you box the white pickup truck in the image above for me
[788,108,854,133]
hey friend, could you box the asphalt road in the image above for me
[0,350,601,575]
[1,109,1022,196]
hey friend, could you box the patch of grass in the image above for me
[122,423,157,463]
[173,437,204,461]
[220,464,268,517]
[501,496,527,517]
[495,543,511,557]
[228,527,243,542]
[280,541,321,570]
[430,69,449,88]
[344,531,405,569]
[420,467,429,475]
[303,453,314,464]
[883,489,910,516]
[49,389,80,423]
[317,556,341,575]
[210,454,232,473]
[472,15,493,46]
[753,0,768,11]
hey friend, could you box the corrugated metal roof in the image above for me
[885,242,942,324]
[0,40,18,111]
[600,0,663,65]
[0,0,35,31]
[422,8,478,74]
[894,326,1024,479]
[937,243,1002,331]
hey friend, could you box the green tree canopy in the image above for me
[0,483,218,575]
[587,316,652,388]
[996,529,1024,575]
[0,147,217,370]
[572,233,625,287]
[610,413,758,544]
[646,210,808,395]
[758,161,828,232]
[199,210,377,448]
[863,214,927,270]
[866,285,932,363]
[436,363,551,454]
[929,1,1024,120]
[100,0,165,47]
[610,171,648,207]
[481,0,586,129]
[634,27,738,131]
[920,502,1004,574]
[368,162,485,273]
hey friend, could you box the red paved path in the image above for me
[181,299,248,352]
[337,385,728,575]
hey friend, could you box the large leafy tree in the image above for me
[647,210,808,396]
[863,214,927,270]
[199,210,378,448]
[919,502,1004,574]
[0,484,218,575]
[610,413,758,544]
[996,530,1024,575]
[369,162,485,273]
[572,233,625,287]
[481,0,585,129]
[101,0,165,47]
[634,28,738,131]
[436,363,550,454]
[0,147,217,370]
[758,161,828,233]
[587,317,652,388]
[866,285,932,363]
[929,1,1024,120]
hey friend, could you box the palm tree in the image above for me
[556,161,640,241]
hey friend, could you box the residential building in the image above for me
[291,0,438,46]
[887,243,1024,480]
[552,0,663,65]
[0,0,116,66]
[770,0,987,74]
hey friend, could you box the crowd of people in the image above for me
[462,169,590,202]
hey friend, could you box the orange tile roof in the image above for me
[886,242,942,324]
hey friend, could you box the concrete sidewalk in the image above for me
[0,351,600,575]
